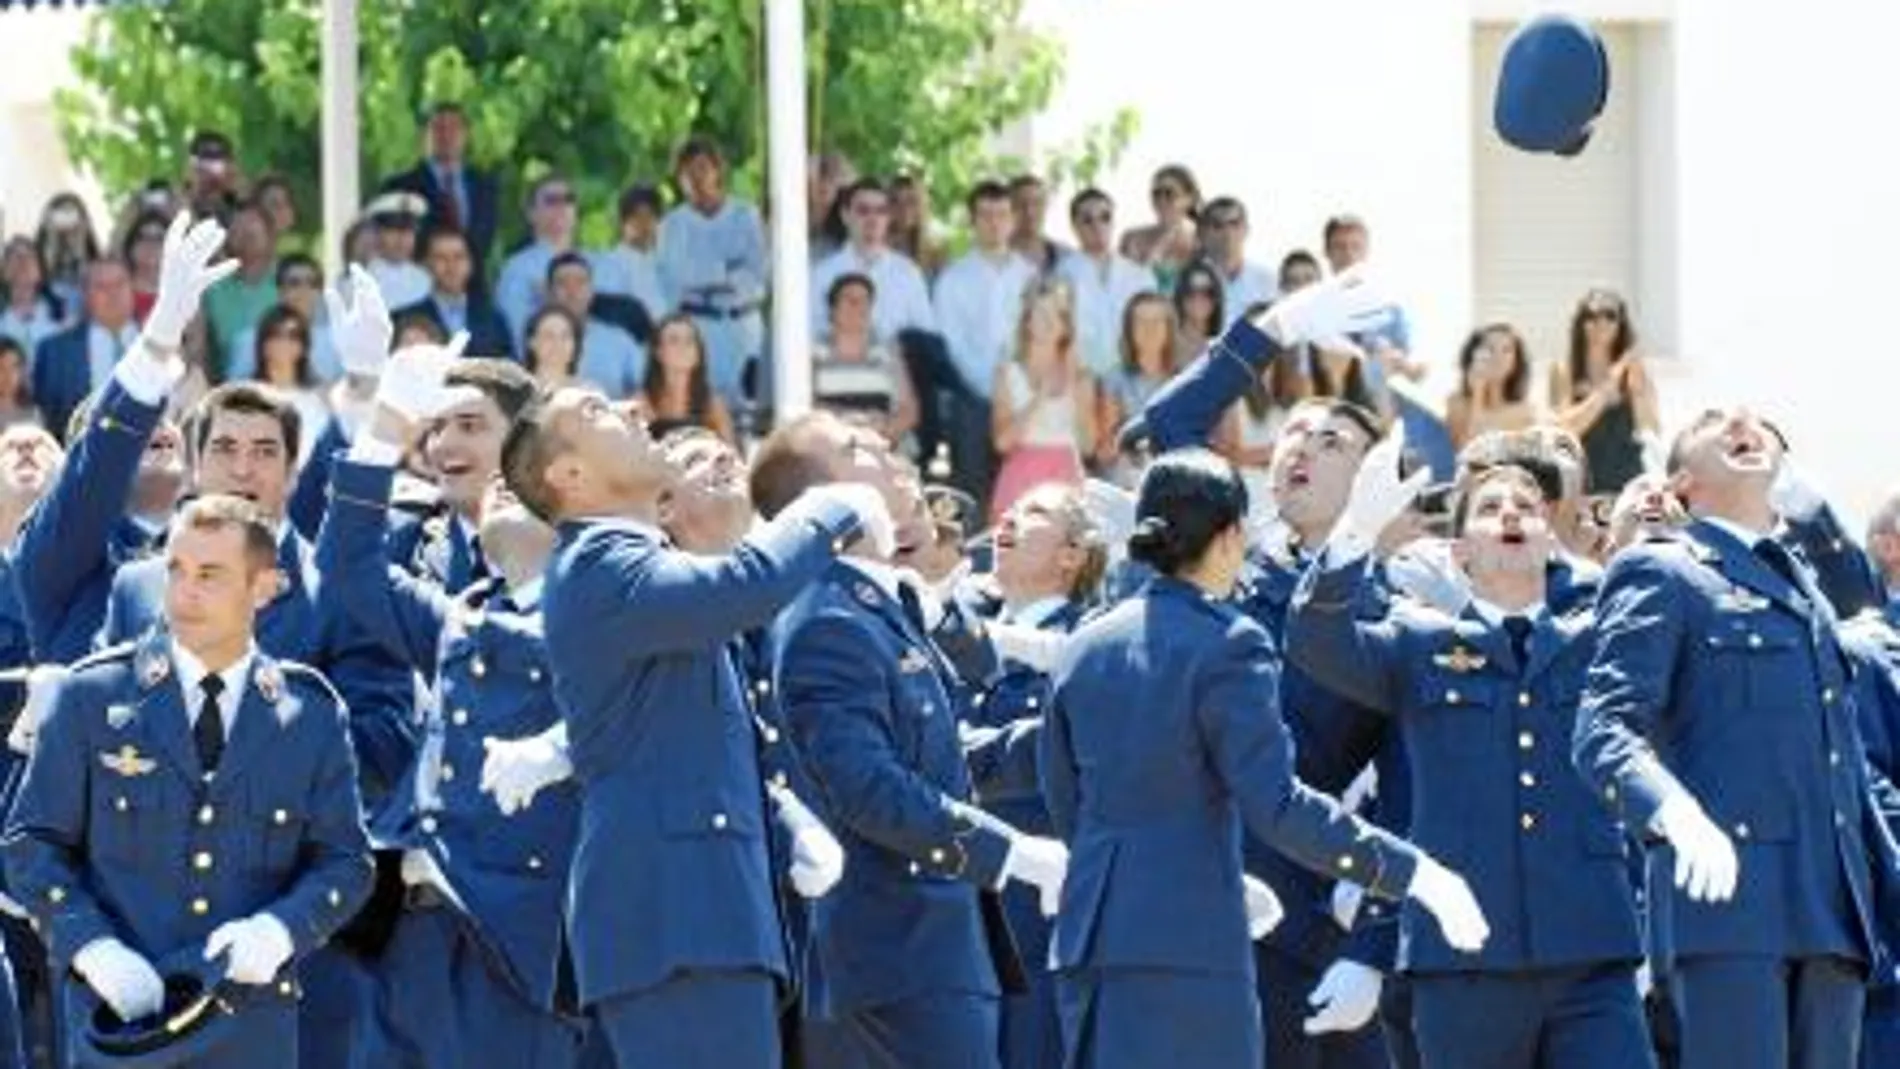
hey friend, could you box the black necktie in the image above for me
[1756,538,1802,591]
[896,582,930,635]
[195,675,226,774]
[468,535,491,585]
[1504,616,1533,668]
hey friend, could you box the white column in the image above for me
[765,0,811,422]
[319,0,360,279]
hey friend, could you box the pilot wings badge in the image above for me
[99,744,157,778]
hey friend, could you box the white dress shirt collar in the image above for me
[170,639,258,738]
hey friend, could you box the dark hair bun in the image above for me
[1126,515,1175,566]
[1127,449,1249,576]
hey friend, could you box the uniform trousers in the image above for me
[1058,968,1260,1069]
[1377,972,1421,1069]
[815,992,1000,1069]
[1257,948,1391,1069]
[298,944,372,1069]
[593,969,780,1069]
[1673,955,1863,1069]
[1862,986,1900,1069]
[1410,963,1654,1069]
[366,905,581,1069]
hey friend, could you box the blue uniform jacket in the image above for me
[1288,551,1643,973]
[1041,576,1421,978]
[542,505,857,1008]
[319,458,578,1012]
[1575,521,1900,971]
[776,561,1031,1018]
[13,381,161,664]
[0,633,372,982]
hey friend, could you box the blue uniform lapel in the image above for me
[128,633,204,788]
[210,658,288,797]
[1689,519,1812,619]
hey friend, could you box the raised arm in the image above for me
[317,456,454,675]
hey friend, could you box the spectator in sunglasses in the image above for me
[1171,260,1225,368]
[1549,287,1659,494]
[1119,163,1202,292]
[495,174,581,345]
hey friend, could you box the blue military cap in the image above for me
[1494,15,1609,156]
[76,950,241,1068]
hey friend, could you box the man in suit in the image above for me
[1574,406,1900,1069]
[1289,453,1654,1069]
[318,384,585,1069]
[381,103,500,276]
[2,494,374,1066]
[495,384,891,1068]
[394,226,514,361]
[33,258,142,442]
[748,410,1070,1069]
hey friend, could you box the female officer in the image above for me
[1040,448,1491,1069]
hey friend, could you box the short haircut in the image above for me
[747,411,841,520]
[546,250,592,286]
[1323,213,1368,245]
[1665,409,1727,475]
[1069,187,1112,220]
[675,135,724,170]
[1291,397,1383,446]
[1451,459,1560,537]
[498,392,567,524]
[966,179,1012,214]
[619,183,664,219]
[841,177,888,208]
[421,224,470,258]
[1201,196,1245,223]
[191,382,301,465]
[170,493,278,572]
[826,272,875,309]
[274,254,320,286]
[443,358,538,423]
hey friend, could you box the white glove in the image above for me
[375,333,469,420]
[790,483,895,559]
[1242,875,1284,940]
[7,664,68,756]
[1256,266,1392,347]
[772,785,845,899]
[480,729,575,816]
[1405,855,1491,952]
[1382,539,1473,615]
[146,210,238,350]
[1002,834,1068,917]
[1768,460,1826,522]
[1652,791,1740,903]
[1635,960,1654,1000]
[1082,478,1137,559]
[323,264,394,379]
[1330,880,1366,931]
[1304,959,1385,1034]
[204,912,294,985]
[73,938,166,1021]
[1328,423,1430,559]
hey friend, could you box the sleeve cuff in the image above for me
[347,433,403,467]
[111,342,182,407]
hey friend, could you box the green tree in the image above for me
[57,0,1136,251]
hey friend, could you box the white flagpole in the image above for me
[765,0,812,424]
[320,0,360,280]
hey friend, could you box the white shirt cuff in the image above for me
[111,341,181,407]
[347,433,403,467]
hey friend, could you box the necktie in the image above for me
[195,675,227,774]
[439,169,463,230]
[468,535,491,586]
[1504,616,1533,669]
[1756,538,1803,592]
[896,582,930,635]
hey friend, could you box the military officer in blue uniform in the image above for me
[748,410,1070,1069]
[1574,406,1900,1069]
[1841,598,1900,1069]
[1288,447,1654,1069]
[497,386,890,1069]
[960,480,1107,1069]
[2,494,374,1067]
[314,357,588,1069]
[1041,449,1492,1069]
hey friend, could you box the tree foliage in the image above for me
[57,0,1137,248]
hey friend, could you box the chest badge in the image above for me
[1433,647,1488,674]
[898,648,931,674]
[99,744,157,778]
[105,704,137,730]
[1717,589,1772,613]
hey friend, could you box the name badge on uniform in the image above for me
[898,648,931,674]
[1717,589,1771,613]
[99,744,156,778]
[105,704,137,730]
[1432,647,1487,673]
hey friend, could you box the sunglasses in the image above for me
[1150,186,1181,201]
[1585,307,1622,322]
[267,327,306,342]
[1184,284,1219,297]
[539,191,576,207]
[1078,211,1112,225]
[281,274,321,289]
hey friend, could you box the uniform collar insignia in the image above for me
[1432,646,1488,673]
[99,744,157,778]
[856,582,881,607]
[423,514,450,543]
[136,647,171,690]
[255,661,283,703]
[1717,588,1771,612]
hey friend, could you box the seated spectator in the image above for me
[812,273,919,446]
[395,225,513,359]
[810,177,935,341]
[1171,260,1224,366]
[34,191,101,314]
[1446,322,1538,447]
[0,338,41,430]
[521,305,585,392]
[249,305,331,463]
[546,251,644,397]
[592,182,668,331]
[0,236,65,360]
[1548,287,1659,493]
[227,255,340,382]
[1120,163,1202,291]
[253,174,304,255]
[990,277,1096,520]
[363,190,431,309]
[121,212,169,325]
[1097,292,1178,467]
[201,197,279,379]
[630,313,734,443]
